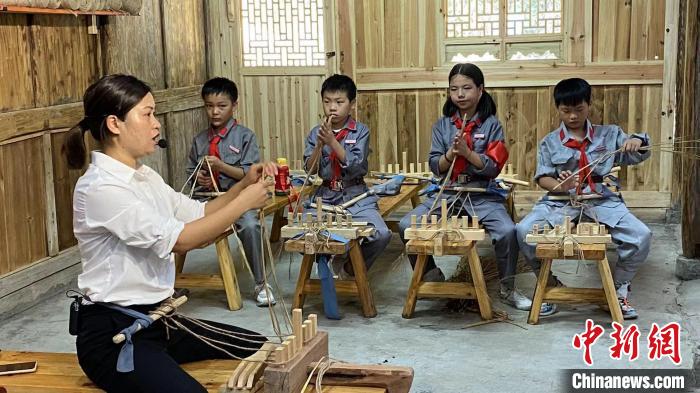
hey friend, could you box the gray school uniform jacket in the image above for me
[303,117,377,207]
[427,113,509,208]
[185,118,260,191]
[533,119,650,225]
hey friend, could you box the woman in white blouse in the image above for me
[64,74,275,393]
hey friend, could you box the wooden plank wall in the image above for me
[346,0,672,222]
[0,0,209,276]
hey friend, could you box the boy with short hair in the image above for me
[303,74,392,276]
[515,78,652,319]
[186,77,274,306]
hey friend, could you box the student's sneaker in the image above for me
[539,302,558,316]
[499,285,533,311]
[330,255,353,280]
[615,281,638,319]
[538,277,564,316]
[254,284,276,307]
[421,267,445,282]
[618,297,638,320]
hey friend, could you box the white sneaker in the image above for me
[254,284,276,307]
[499,286,533,311]
[330,255,353,280]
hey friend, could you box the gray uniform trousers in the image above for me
[398,191,519,288]
[235,209,265,285]
[514,198,651,283]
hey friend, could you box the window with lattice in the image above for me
[444,0,562,63]
[241,0,325,67]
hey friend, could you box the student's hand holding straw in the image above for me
[621,137,643,153]
[451,134,472,158]
[196,170,213,189]
[317,115,337,146]
[556,170,580,191]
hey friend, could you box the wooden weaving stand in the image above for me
[174,186,314,311]
[525,217,623,325]
[401,199,493,320]
[283,199,378,318]
[225,309,414,393]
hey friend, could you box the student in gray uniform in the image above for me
[515,78,651,319]
[185,77,274,307]
[304,74,392,277]
[398,63,533,311]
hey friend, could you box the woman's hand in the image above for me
[244,162,279,186]
[238,181,271,210]
[204,155,223,171]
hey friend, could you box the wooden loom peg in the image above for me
[292,309,303,351]
[346,214,353,227]
[409,162,415,173]
[326,213,333,227]
[316,198,323,223]
[507,163,513,175]
[599,224,606,235]
[380,163,386,173]
[309,314,318,337]
[416,162,423,173]
[302,321,312,343]
[395,163,400,173]
[421,215,428,228]
[532,224,539,234]
[274,346,287,363]
[424,162,429,172]
[564,216,572,235]
[387,164,393,173]
[451,216,458,229]
[441,199,448,229]
[592,224,600,235]
[410,215,417,229]
[402,151,408,174]
[296,213,302,226]
[305,213,313,228]
[431,215,438,228]
[471,215,479,229]
[554,225,561,235]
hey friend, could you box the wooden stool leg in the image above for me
[598,256,624,324]
[269,207,286,243]
[528,258,552,325]
[175,252,186,274]
[215,237,242,311]
[292,254,315,310]
[402,254,427,318]
[348,241,377,318]
[467,245,492,320]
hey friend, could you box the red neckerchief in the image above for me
[327,117,356,188]
[451,113,481,181]
[207,119,237,186]
[560,123,595,194]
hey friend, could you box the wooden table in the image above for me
[0,351,385,393]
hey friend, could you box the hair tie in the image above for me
[79,118,90,132]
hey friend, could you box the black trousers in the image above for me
[76,302,265,393]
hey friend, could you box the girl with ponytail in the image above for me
[398,63,533,311]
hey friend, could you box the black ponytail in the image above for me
[63,74,152,169]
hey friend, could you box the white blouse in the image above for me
[74,152,205,306]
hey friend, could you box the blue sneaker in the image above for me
[539,302,558,316]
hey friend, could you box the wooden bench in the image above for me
[0,351,385,393]
[527,243,623,325]
[174,186,314,311]
[402,239,492,320]
[288,183,425,318]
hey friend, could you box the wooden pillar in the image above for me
[676,0,700,279]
